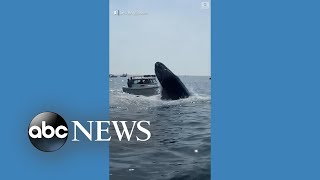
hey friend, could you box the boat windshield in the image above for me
[132,79,156,84]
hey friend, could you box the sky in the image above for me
[110,0,211,76]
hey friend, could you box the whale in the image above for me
[154,62,190,100]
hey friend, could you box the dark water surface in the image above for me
[109,76,211,180]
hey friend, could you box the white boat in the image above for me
[109,74,117,78]
[122,75,160,96]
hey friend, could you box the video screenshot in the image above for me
[110,0,211,179]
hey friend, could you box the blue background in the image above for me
[212,0,320,179]
[0,0,109,179]
[1,0,320,180]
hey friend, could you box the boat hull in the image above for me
[122,86,159,96]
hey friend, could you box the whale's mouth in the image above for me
[155,62,174,83]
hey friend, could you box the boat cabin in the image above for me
[127,75,158,88]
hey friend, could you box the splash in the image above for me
[110,89,210,111]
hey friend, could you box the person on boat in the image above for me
[127,78,133,87]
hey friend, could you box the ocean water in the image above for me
[109,76,211,180]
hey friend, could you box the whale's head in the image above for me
[155,62,190,100]
[154,62,174,84]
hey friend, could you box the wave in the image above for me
[109,89,211,110]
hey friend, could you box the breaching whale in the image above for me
[154,62,190,100]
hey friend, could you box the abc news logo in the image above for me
[28,112,151,152]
